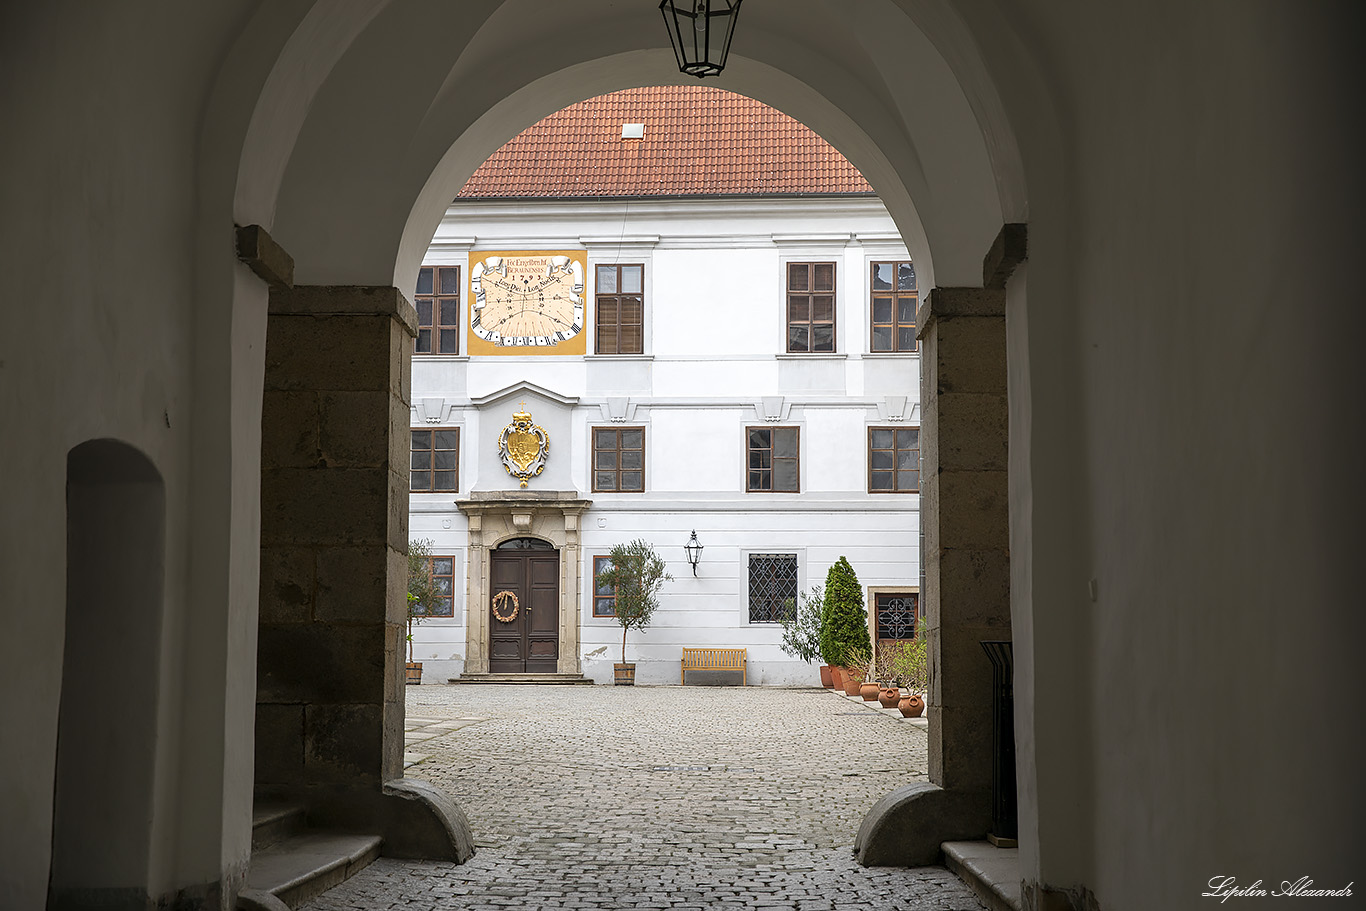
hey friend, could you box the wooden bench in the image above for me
[680,647,747,686]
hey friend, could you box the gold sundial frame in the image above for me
[497,403,550,488]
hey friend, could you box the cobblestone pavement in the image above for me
[303,685,985,911]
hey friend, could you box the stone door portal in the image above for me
[489,538,560,673]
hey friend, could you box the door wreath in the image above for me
[491,590,520,623]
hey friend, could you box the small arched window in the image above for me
[496,537,554,550]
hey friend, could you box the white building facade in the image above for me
[408,188,923,684]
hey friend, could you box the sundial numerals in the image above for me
[469,253,587,354]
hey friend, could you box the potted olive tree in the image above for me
[819,556,872,695]
[406,538,439,685]
[891,630,929,717]
[595,539,672,685]
[778,584,829,686]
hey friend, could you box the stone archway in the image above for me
[222,0,1039,896]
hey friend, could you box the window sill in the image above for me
[860,352,920,359]
[412,354,470,362]
[774,353,847,360]
[584,354,654,361]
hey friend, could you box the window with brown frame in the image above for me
[787,262,836,353]
[868,426,919,493]
[410,428,459,492]
[870,261,918,352]
[415,555,455,618]
[746,426,800,492]
[595,264,644,354]
[592,427,645,492]
[592,555,617,617]
[414,265,461,355]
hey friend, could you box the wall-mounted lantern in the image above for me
[660,0,743,79]
[684,529,704,575]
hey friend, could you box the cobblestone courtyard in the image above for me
[302,685,985,910]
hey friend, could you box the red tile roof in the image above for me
[458,86,873,199]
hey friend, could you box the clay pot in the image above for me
[859,682,879,701]
[878,686,901,708]
[819,665,834,688]
[831,666,845,690]
[842,669,864,696]
[898,694,925,718]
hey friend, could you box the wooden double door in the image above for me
[488,543,560,673]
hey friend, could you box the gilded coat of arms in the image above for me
[497,404,549,488]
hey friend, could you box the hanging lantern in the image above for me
[660,0,743,79]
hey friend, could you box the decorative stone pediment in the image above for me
[470,380,579,408]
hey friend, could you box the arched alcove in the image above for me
[51,440,166,907]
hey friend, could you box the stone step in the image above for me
[251,800,308,851]
[245,831,383,909]
[448,672,594,685]
[942,840,1022,911]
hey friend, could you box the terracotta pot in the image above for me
[898,694,925,718]
[405,662,423,685]
[819,665,834,688]
[831,666,845,690]
[859,682,879,701]
[613,663,636,686]
[842,669,864,696]
[878,686,901,708]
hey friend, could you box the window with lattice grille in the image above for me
[875,592,919,640]
[748,553,798,623]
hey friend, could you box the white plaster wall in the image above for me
[411,197,921,688]
[0,3,266,905]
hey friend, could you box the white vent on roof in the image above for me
[621,123,645,139]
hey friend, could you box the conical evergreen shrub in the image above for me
[819,556,871,668]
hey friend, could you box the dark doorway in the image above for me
[489,538,559,672]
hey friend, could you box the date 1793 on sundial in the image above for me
[468,250,586,356]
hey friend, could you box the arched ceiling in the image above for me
[250,0,1017,292]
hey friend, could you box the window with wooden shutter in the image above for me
[595,264,644,354]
